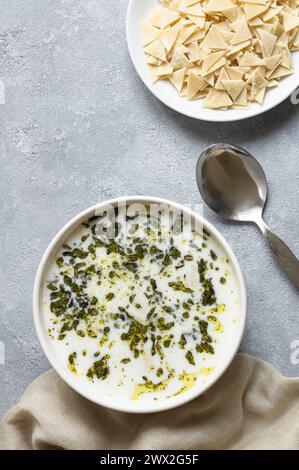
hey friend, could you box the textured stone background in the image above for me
[0,0,298,418]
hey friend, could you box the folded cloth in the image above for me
[0,353,298,450]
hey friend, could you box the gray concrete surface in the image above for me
[0,0,298,419]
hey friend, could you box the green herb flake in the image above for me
[168,281,193,293]
[185,350,195,366]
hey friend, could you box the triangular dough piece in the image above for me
[276,31,290,48]
[263,53,281,71]
[203,89,233,108]
[187,72,208,99]
[155,63,173,77]
[193,89,209,100]
[188,41,201,61]
[263,7,283,23]
[171,47,193,68]
[257,29,277,57]
[149,7,179,29]
[215,67,231,90]
[204,73,214,86]
[178,1,204,17]
[147,64,159,83]
[231,19,253,45]
[222,6,239,23]
[161,8,180,29]
[214,21,231,32]
[146,56,162,65]
[251,68,267,98]
[202,51,226,73]
[141,21,159,47]
[159,29,179,52]
[202,57,227,75]
[185,27,206,44]
[222,80,245,100]
[238,51,263,66]
[221,31,234,43]
[201,25,228,49]
[248,17,264,27]
[225,65,246,80]
[169,68,186,93]
[283,13,299,33]
[266,79,278,88]
[234,86,248,106]
[226,40,251,57]
[281,48,292,69]
[144,39,166,61]
[187,15,206,28]
[149,8,164,29]
[243,4,269,21]
[207,0,234,11]
[268,66,293,80]
[254,87,266,104]
[178,24,197,43]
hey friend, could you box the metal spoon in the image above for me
[196,143,299,289]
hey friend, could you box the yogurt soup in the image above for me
[43,205,240,402]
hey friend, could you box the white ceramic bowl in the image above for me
[127,0,299,122]
[33,196,247,413]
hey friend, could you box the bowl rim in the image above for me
[33,195,247,414]
[126,0,299,123]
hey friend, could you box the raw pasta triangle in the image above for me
[207,0,234,11]
[141,21,159,47]
[257,29,277,57]
[178,1,205,17]
[234,86,248,106]
[202,57,227,75]
[202,50,226,73]
[159,28,179,52]
[187,72,208,99]
[238,51,263,66]
[225,65,245,79]
[150,7,179,29]
[187,15,206,28]
[215,67,231,90]
[251,68,267,98]
[230,19,253,45]
[254,87,266,103]
[144,39,167,61]
[169,68,186,93]
[222,6,239,22]
[263,53,281,70]
[201,25,228,49]
[243,3,269,21]
[171,47,193,68]
[204,89,233,108]
[222,79,245,100]
[282,13,299,33]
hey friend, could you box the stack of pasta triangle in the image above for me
[141,0,299,109]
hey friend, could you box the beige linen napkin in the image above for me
[0,353,298,450]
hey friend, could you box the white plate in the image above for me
[33,196,246,413]
[126,0,299,122]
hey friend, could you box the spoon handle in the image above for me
[260,223,299,289]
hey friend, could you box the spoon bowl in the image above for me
[196,143,299,290]
[197,144,268,223]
